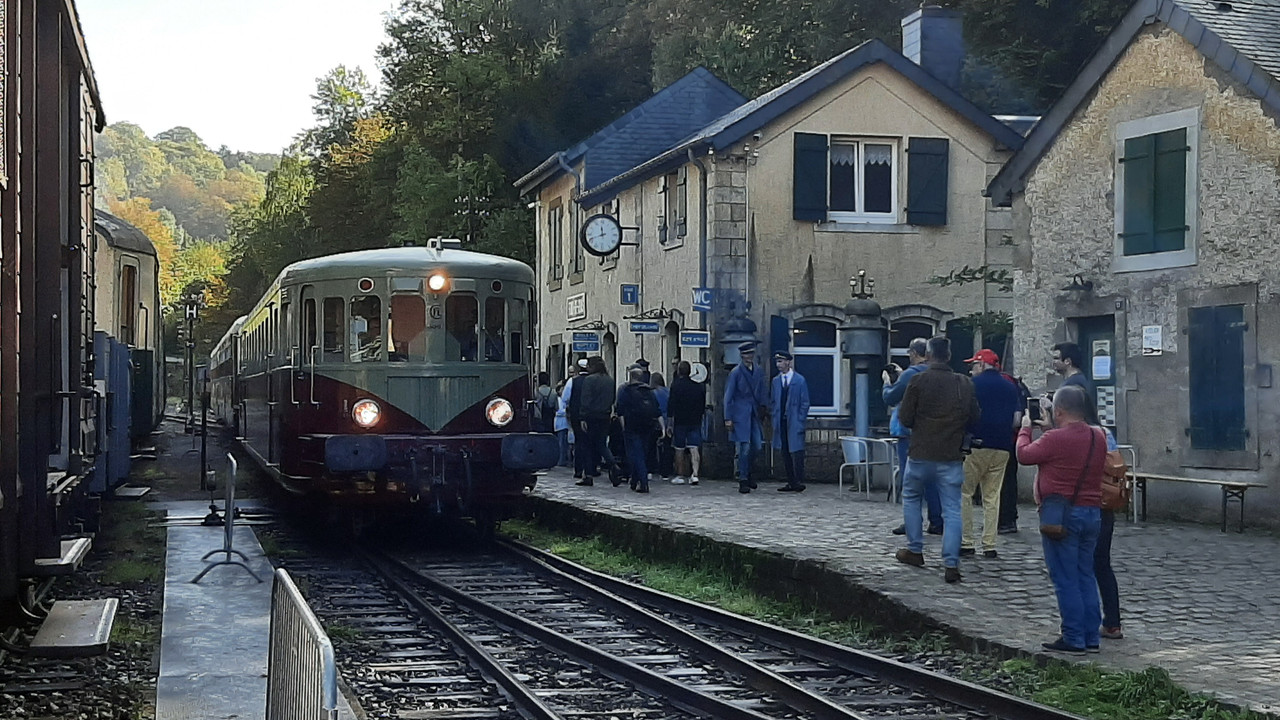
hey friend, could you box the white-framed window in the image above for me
[889,319,936,369]
[828,138,897,224]
[793,318,840,415]
[1113,107,1198,273]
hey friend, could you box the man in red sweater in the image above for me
[1016,384,1104,655]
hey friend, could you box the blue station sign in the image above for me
[629,321,661,335]
[679,330,711,348]
[571,332,601,352]
[620,284,639,306]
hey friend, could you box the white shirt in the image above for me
[780,370,795,388]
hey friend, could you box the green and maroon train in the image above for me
[210,239,558,524]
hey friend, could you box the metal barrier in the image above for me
[191,454,263,583]
[266,569,339,720]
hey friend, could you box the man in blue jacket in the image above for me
[770,352,810,492]
[723,342,768,494]
[882,337,943,535]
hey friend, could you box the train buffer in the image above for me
[29,599,119,658]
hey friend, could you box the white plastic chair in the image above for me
[838,436,898,499]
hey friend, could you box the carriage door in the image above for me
[300,286,318,406]
[1075,315,1117,431]
[267,303,279,465]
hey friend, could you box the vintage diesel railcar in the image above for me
[211,240,559,522]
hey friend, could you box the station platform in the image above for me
[154,501,357,720]
[528,468,1280,715]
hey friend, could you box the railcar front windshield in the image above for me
[389,294,428,362]
[350,296,383,362]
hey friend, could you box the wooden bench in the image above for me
[1132,472,1266,533]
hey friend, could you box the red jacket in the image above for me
[1017,421,1104,507]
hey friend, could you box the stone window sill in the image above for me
[815,222,918,235]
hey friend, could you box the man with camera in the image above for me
[882,338,943,535]
[896,336,981,583]
[960,349,1023,559]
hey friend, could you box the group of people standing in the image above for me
[722,341,813,494]
[885,337,1123,654]
[539,357,708,493]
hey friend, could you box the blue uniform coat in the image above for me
[723,361,767,443]
[770,372,811,451]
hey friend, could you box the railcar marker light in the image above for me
[485,398,514,427]
[428,273,448,292]
[353,399,381,428]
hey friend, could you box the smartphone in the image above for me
[1026,398,1042,423]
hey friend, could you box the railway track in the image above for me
[310,538,1087,720]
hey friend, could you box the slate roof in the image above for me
[987,0,1280,205]
[577,39,1027,206]
[94,209,156,257]
[514,67,746,194]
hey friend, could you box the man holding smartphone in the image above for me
[960,349,1023,559]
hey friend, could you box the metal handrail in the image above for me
[266,568,338,720]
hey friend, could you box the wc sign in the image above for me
[692,287,713,312]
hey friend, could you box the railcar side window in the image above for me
[303,298,317,357]
[509,298,527,365]
[484,297,505,362]
[389,295,427,362]
[446,294,479,362]
[350,296,383,362]
[323,297,344,362]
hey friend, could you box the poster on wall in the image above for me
[1091,339,1112,380]
[1142,325,1163,356]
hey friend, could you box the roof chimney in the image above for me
[901,6,966,91]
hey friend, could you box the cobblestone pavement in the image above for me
[530,469,1280,714]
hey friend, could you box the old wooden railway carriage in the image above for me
[211,240,559,521]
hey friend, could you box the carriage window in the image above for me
[120,265,137,346]
[484,297,505,362]
[349,295,383,363]
[323,297,344,362]
[446,294,478,362]
[508,298,527,365]
[280,302,290,360]
[303,298,317,358]
[389,295,427,362]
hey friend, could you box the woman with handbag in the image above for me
[1016,384,1105,655]
[1089,404,1129,642]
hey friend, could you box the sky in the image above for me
[77,0,400,154]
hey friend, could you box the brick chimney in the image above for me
[901,6,965,91]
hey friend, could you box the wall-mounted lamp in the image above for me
[1062,274,1094,293]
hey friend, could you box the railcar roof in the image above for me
[279,247,534,285]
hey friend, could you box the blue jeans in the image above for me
[1095,509,1120,628]
[902,459,964,567]
[624,432,650,489]
[1042,505,1103,648]
[897,437,942,527]
[735,419,763,481]
[556,429,571,466]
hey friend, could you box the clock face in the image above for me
[689,362,708,383]
[581,214,622,257]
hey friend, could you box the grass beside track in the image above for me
[501,518,1267,720]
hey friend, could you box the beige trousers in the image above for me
[962,448,1009,552]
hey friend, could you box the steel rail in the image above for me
[504,539,1089,720]
[360,551,564,720]
[372,551,777,720]
[506,540,869,719]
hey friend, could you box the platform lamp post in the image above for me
[839,270,888,439]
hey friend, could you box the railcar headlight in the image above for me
[352,399,381,428]
[485,398,514,427]
[427,273,448,292]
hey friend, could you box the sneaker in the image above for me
[1086,645,1100,654]
[983,550,998,559]
[671,476,688,485]
[738,483,751,494]
[944,567,962,583]
[1042,638,1085,655]
[959,548,976,557]
[895,549,925,567]
[892,524,906,535]
[1101,627,1124,640]
[689,476,699,485]
[575,478,594,487]
[926,524,944,535]
[997,524,1018,535]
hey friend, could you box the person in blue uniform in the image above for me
[723,341,768,493]
[770,352,810,492]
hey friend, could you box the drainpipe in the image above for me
[688,148,709,332]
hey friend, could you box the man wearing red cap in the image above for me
[961,348,1023,558]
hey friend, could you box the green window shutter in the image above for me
[793,133,828,222]
[1153,128,1188,253]
[1121,134,1156,255]
[906,137,948,226]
